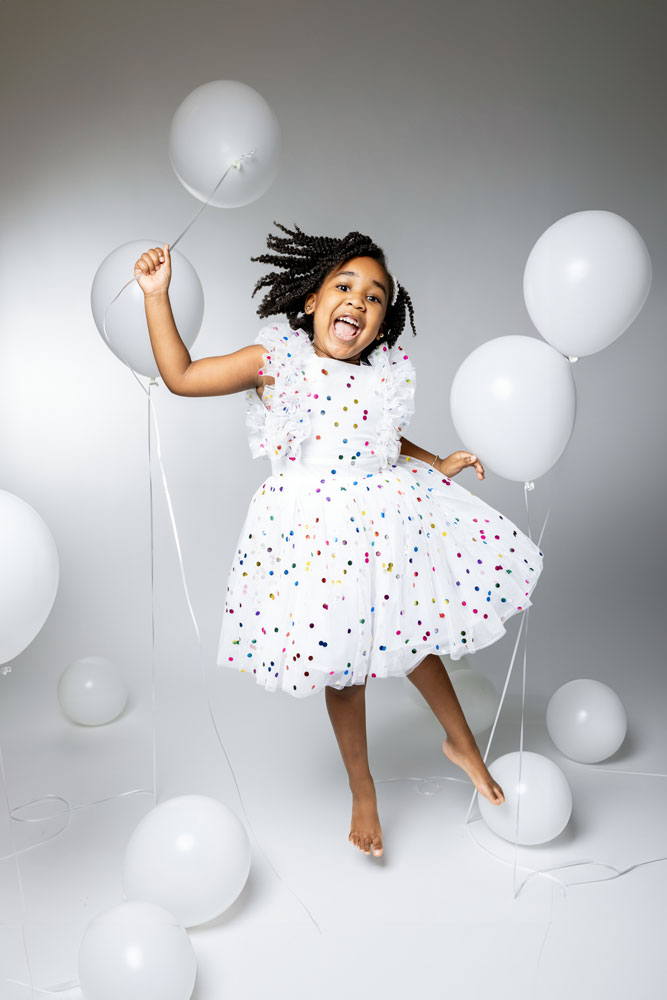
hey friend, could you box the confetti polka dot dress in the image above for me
[216,323,544,698]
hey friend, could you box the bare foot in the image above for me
[349,779,384,857]
[442,737,505,805]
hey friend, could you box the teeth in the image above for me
[338,316,359,328]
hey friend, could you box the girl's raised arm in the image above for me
[136,244,266,398]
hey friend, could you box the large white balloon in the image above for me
[58,655,129,726]
[524,210,652,357]
[91,240,204,378]
[78,900,196,1000]
[0,491,59,665]
[123,795,251,927]
[450,336,576,482]
[547,678,627,763]
[478,751,572,845]
[169,80,280,208]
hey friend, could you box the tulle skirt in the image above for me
[217,456,544,698]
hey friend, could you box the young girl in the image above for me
[135,222,544,860]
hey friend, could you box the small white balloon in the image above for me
[450,336,576,482]
[78,900,196,1000]
[58,655,128,725]
[547,678,627,763]
[91,240,204,378]
[123,795,251,927]
[0,491,59,665]
[478,751,572,845]
[524,210,652,357]
[169,80,280,208]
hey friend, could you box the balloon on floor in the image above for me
[123,795,251,927]
[478,750,572,845]
[0,490,59,666]
[524,210,652,357]
[78,900,196,1000]
[450,336,576,482]
[91,240,204,378]
[169,80,281,208]
[57,655,129,725]
[546,678,627,763]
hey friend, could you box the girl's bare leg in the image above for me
[407,653,505,805]
[324,679,384,857]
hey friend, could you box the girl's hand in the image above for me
[134,244,171,297]
[438,451,485,480]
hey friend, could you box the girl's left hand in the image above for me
[438,451,485,480]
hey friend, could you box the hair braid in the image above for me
[251,222,417,363]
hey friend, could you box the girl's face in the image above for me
[304,256,390,364]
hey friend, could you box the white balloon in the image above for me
[78,900,196,1000]
[91,240,204,378]
[450,336,576,482]
[447,667,499,736]
[547,678,627,763]
[0,491,59,665]
[524,210,652,357]
[169,80,280,208]
[58,656,129,726]
[479,751,572,845]
[123,795,251,927]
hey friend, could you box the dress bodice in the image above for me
[244,323,416,478]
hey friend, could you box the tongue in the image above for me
[334,319,358,340]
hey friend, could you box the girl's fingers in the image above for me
[137,249,164,274]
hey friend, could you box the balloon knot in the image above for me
[232,150,256,170]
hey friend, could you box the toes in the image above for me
[372,839,383,857]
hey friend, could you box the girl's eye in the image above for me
[368,295,381,303]
[336,283,349,291]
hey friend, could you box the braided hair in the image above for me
[251,222,417,365]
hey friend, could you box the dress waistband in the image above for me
[269,460,389,482]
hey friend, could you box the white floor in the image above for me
[1,653,665,1000]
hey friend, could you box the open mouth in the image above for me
[332,315,361,341]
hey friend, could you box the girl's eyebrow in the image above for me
[334,269,387,297]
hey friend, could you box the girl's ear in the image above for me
[304,292,316,314]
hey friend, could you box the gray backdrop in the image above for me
[2,0,665,723]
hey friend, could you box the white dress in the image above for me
[216,323,544,698]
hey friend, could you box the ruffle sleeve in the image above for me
[244,323,314,462]
[368,340,417,466]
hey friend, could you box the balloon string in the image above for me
[463,610,527,825]
[0,739,35,995]
[146,390,322,934]
[385,471,667,917]
[0,155,317,998]
[148,383,158,806]
[167,152,255,253]
[99,152,255,365]
[513,606,529,899]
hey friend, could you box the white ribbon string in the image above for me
[377,475,666,914]
[1,155,321,997]
[145,389,322,934]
